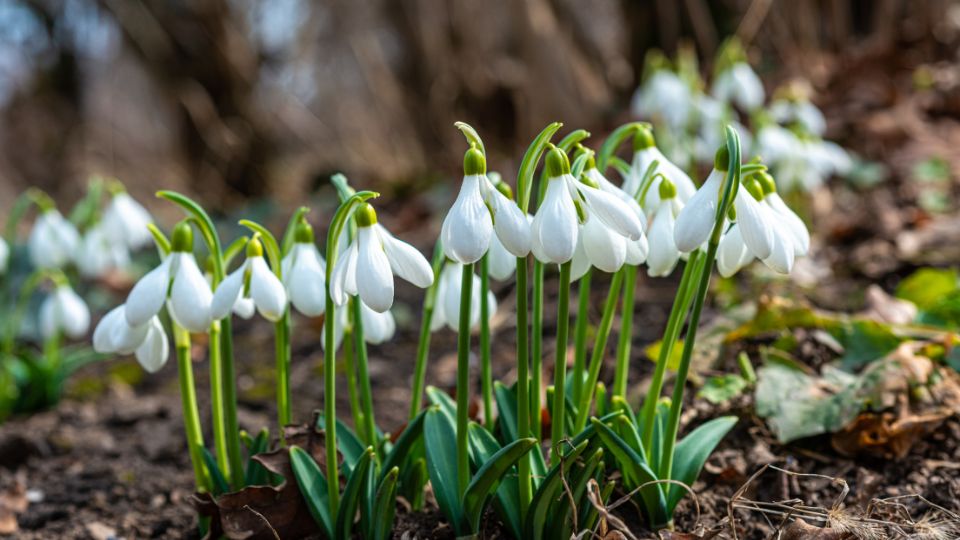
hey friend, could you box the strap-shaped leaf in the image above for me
[463,437,537,534]
[289,445,333,537]
[316,414,366,476]
[467,424,522,538]
[380,407,427,483]
[335,447,374,540]
[201,447,230,496]
[549,448,603,539]
[612,415,646,463]
[524,440,590,540]
[424,407,466,534]
[493,381,518,444]
[244,428,271,486]
[372,467,400,540]
[590,419,667,526]
[667,416,736,511]
[425,385,458,424]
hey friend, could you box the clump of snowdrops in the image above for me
[0,177,154,421]
[89,119,808,537]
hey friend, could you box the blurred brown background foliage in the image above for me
[0,0,957,214]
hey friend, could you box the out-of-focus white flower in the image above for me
[321,300,395,351]
[712,62,765,112]
[75,223,131,278]
[531,147,643,267]
[29,209,80,270]
[93,306,168,373]
[281,223,327,317]
[102,191,153,250]
[39,282,90,340]
[331,204,433,313]
[441,147,530,264]
[124,223,212,333]
[431,261,496,333]
[631,70,692,132]
[0,237,9,275]
[212,238,288,322]
[769,99,826,136]
[624,129,698,213]
[645,181,683,278]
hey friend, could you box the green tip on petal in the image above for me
[463,144,486,176]
[742,177,764,201]
[246,235,264,257]
[495,180,514,200]
[756,171,777,196]
[545,145,571,178]
[658,177,677,200]
[356,202,378,227]
[632,127,655,151]
[295,218,315,243]
[714,145,730,171]
[171,221,194,252]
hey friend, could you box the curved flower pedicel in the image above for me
[39,281,90,340]
[211,237,288,322]
[330,203,433,313]
[431,261,496,332]
[124,222,213,333]
[93,306,168,373]
[29,208,80,270]
[624,127,697,212]
[441,145,530,265]
[281,220,327,317]
[531,145,643,267]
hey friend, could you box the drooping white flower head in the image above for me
[212,236,288,322]
[280,221,327,317]
[712,62,765,112]
[646,180,683,277]
[321,300,396,351]
[431,261,496,333]
[531,146,644,267]
[102,191,153,250]
[124,222,213,333]
[0,237,9,275]
[673,149,729,253]
[75,222,131,278]
[93,306,169,373]
[769,98,826,136]
[624,128,697,213]
[29,208,80,270]
[631,70,692,132]
[39,281,90,340]
[331,204,434,313]
[441,146,530,264]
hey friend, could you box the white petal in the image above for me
[429,266,452,332]
[646,204,680,277]
[625,234,649,266]
[168,253,213,332]
[767,194,809,255]
[582,215,626,273]
[0,237,9,274]
[377,225,433,288]
[320,308,349,352]
[441,175,493,264]
[135,318,169,373]
[361,302,396,344]
[356,226,394,313]
[761,221,796,274]
[125,258,172,326]
[486,235,515,281]
[442,263,465,332]
[570,231,591,281]
[109,313,151,355]
[56,286,90,338]
[287,244,327,316]
[211,265,246,321]
[674,169,723,253]
[578,182,642,241]
[233,297,256,319]
[717,224,752,278]
[93,306,126,353]
[330,239,359,306]
[734,190,774,260]
[249,256,287,321]
[484,177,531,257]
[531,178,578,264]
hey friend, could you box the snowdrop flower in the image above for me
[212,237,288,322]
[631,70,692,132]
[484,174,524,281]
[203,257,254,319]
[124,222,213,333]
[531,146,643,266]
[712,62,765,112]
[93,306,169,373]
[75,222,130,278]
[321,301,396,351]
[29,208,80,270]
[769,98,826,136]
[0,237,8,274]
[39,281,90,340]
[624,128,697,213]
[331,203,433,313]
[582,155,649,267]
[431,261,497,332]
[441,145,530,264]
[281,220,327,317]
[756,172,809,256]
[101,190,153,250]
[646,180,683,277]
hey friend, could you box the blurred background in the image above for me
[0,0,958,217]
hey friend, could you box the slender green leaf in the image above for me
[549,448,603,539]
[289,445,334,537]
[335,447,374,540]
[381,408,427,482]
[524,440,589,540]
[493,381,518,444]
[424,408,465,533]
[466,424,522,538]
[425,385,458,424]
[316,414,366,476]
[464,437,537,533]
[372,467,400,540]
[667,416,736,512]
[201,447,229,496]
[590,419,666,525]
[244,428,271,486]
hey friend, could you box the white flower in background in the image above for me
[281,222,327,317]
[0,237,9,274]
[712,62,765,112]
[431,261,497,333]
[212,237,288,322]
[623,128,697,213]
[441,146,530,264]
[124,222,213,333]
[531,146,643,266]
[101,191,153,250]
[75,222,131,278]
[39,282,90,340]
[645,180,683,277]
[631,70,692,132]
[29,209,80,270]
[331,203,434,313]
[769,98,826,136]
[93,306,168,373]
[321,301,396,351]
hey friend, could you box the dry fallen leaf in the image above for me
[0,478,28,535]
